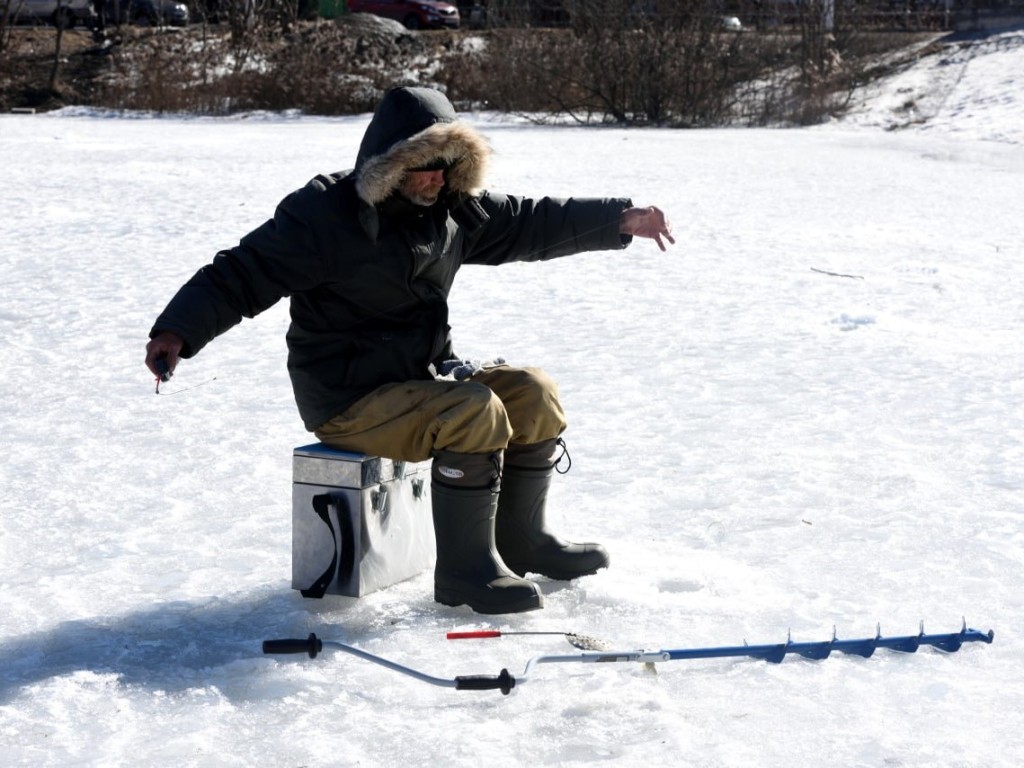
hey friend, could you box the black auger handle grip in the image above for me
[454,669,516,695]
[263,633,323,659]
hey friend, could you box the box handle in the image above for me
[371,484,389,513]
[300,493,355,599]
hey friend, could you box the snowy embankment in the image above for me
[838,29,1024,143]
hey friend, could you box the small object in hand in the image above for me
[155,357,172,382]
[154,357,173,394]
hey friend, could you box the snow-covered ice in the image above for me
[1,29,1022,768]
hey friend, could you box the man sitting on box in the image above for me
[145,86,674,614]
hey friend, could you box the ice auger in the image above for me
[263,620,994,695]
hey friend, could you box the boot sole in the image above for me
[435,588,543,614]
[505,562,608,581]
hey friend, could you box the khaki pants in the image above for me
[313,365,567,461]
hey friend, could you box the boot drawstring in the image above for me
[490,452,503,492]
[554,437,572,475]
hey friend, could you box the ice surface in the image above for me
[1,30,1022,768]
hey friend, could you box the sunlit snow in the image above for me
[2,28,1022,768]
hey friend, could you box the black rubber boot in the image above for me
[431,452,543,614]
[496,442,610,581]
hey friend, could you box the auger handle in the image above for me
[263,633,323,659]
[454,669,516,695]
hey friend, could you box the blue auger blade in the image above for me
[761,644,788,664]
[929,633,964,653]
[920,622,994,653]
[832,636,878,658]
[790,640,833,660]
[823,625,877,658]
[775,630,833,661]
[878,634,922,653]
[663,623,993,665]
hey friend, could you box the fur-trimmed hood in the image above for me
[354,87,491,206]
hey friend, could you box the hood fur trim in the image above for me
[355,121,491,206]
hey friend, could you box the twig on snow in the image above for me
[810,267,864,280]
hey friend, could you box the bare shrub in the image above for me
[4,3,941,123]
[231,21,413,114]
[477,0,849,126]
[0,3,14,56]
[96,28,225,112]
[243,17,474,114]
[94,14,465,115]
[476,0,910,126]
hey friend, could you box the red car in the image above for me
[347,0,460,29]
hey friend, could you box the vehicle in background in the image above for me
[105,0,190,25]
[455,0,485,27]
[347,0,460,30]
[477,0,570,28]
[0,0,96,28]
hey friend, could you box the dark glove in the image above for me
[435,358,506,381]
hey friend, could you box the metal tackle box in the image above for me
[291,443,434,598]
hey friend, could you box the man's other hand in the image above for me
[146,331,184,380]
[620,206,675,252]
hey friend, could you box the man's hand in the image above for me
[620,206,675,252]
[145,331,184,380]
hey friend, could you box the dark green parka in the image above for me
[151,87,633,431]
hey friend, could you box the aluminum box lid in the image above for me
[292,443,425,489]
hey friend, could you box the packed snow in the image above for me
[1,28,1022,768]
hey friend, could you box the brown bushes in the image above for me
[1,3,940,125]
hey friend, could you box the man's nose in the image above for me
[428,170,445,185]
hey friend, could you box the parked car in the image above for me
[0,0,96,28]
[482,0,569,28]
[455,0,484,28]
[106,0,189,25]
[347,0,460,30]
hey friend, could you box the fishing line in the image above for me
[155,376,218,396]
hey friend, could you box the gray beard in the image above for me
[401,190,439,207]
